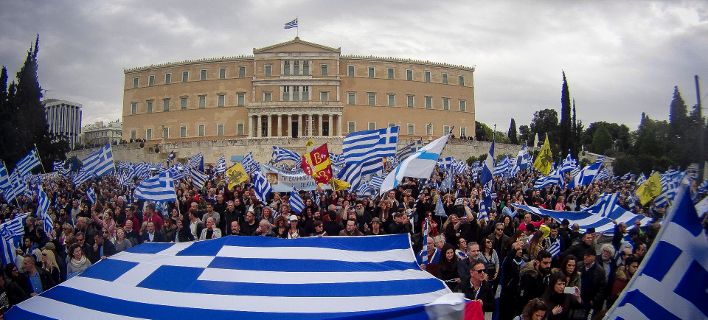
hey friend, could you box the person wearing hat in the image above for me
[366,217,386,236]
[561,229,596,262]
[240,208,258,236]
[287,215,303,239]
[579,248,607,318]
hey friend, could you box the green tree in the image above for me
[475,121,494,141]
[529,108,559,155]
[582,122,631,156]
[667,86,690,167]
[571,99,580,157]
[590,125,612,154]
[507,118,518,144]
[559,72,572,155]
[519,125,531,145]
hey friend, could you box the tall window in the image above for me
[200,69,207,80]
[443,125,450,135]
[165,73,172,84]
[425,96,432,109]
[217,124,224,137]
[426,124,433,135]
[130,130,136,140]
[303,61,309,75]
[368,122,376,130]
[320,91,329,102]
[219,68,226,79]
[387,68,394,79]
[162,98,170,112]
[347,65,355,77]
[424,71,431,83]
[442,73,448,84]
[130,102,137,114]
[321,64,328,76]
[283,86,290,101]
[237,93,245,106]
[133,77,139,88]
[237,123,244,135]
[180,126,187,138]
[407,95,414,108]
[198,125,205,137]
[182,71,189,82]
[146,100,153,113]
[460,127,467,137]
[239,66,246,78]
[459,75,465,86]
[367,92,376,106]
[146,128,152,140]
[368,67,375,78]
[348,121,356,133]
[442,97,450,110]
[148,75,155,86]
[162,127,169,139]
[406,69,413,81]
[293,86,300,101]
[294,61,300,75]
[284,61,291,76]
[180,97,188,110]
[459,100,467,112]
[217,94,225,107]
[302,86,309,101]
[264,64,272,77]
[407,123,414,135]
[264,92,272,102]
[347,92,356,105]
[198,95,206,109]
[388,94,395,107]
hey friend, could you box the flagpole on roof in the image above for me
[297,17,299,38]
[33,143,46,174]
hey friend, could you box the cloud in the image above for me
[0,0,705,131]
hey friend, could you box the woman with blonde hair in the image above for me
[41,249,61,285]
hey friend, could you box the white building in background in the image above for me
[43,99,82,149]
[81,120,122,146]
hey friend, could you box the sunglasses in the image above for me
[474,269,486,274]
[496,228,504,231]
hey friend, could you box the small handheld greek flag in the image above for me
[86,187,97,204]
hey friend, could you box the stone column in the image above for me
[267,114,272,137]
[308,114,314,137]
[277,114,282,137]
[298,114,303,138]
[318,113,323,137]
[288,114,293,138]
[255,115,261,138]
[337,114,343,136]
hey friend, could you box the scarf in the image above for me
[70,255,89,269]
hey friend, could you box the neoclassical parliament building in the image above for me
[122,38,475,144]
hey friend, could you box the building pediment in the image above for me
[254,37,341,54]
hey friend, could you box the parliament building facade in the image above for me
[122,38,475,144]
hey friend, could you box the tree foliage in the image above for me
[559,72,572,155]
[508,118,518,144]
[529,108,560,156]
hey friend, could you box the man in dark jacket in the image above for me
[21,255,55,296]
[140,221,166,243]
[518,250,552,311]
[88,233,117,263]
[460,260,495,316]
[579,248,607,317]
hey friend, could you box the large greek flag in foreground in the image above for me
[7,234,451,319]
[605,186,707,320]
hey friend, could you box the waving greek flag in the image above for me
[339,127,399,190]
[5,169,28,203]
[86,187,97,204]
[654,170,684,208]
[534,170,564,189]
[189,168,209,189]
[6,234,451,319]
[568,160,602,189]
[241,153,259,175]
[511,143,531,175]
[36,187,53,235]
[480,141,495,191]
[289,191,305,214]
[215,155,227,174]
[73,144,115,185]
[272,146,301,164]
[606,186,707,319]
[15,147,41,176]
[188,153,204,171]
[0,213,26,266]
[0,162,9,196]
[379,134,449,195]
[548,237,561,258]
[557,153,577,174]
[134,171,176,202]
[284,18,298,29]
[493,156,511,177]
[252,171,272,202]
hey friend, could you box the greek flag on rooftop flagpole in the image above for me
[5,234,452,319]
[284,18,298,29]
[605,185,707,320]
[14,147,41,176]
[289,191,305,214]
[134,171,176,202]
[339,126,399,190]
[272,146,301,164]
[215,155,227,174]
[0,213,26,266]
[252,171,272,203]
[36,186,53,236]
[189,167,208,189]
[379,134,449,195]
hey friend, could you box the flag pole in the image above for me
[296,17,299,38]
[33,144,47,174]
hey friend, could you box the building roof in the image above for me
[253,37,341,54]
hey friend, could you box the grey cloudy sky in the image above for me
[1,0,706,132]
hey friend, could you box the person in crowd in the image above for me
[113,227,133,252]
[513,298,548,320]
[39,249,61,285]
[199,217,222,240]
[579,248,606,318]
[140,221,165,243]
[255,219,275,237]
[229,220,242,236]
[339,219,364,236]
[0,268,29,309]
[518,250,553,313]
[176,218,196,242]
[460,260,494,319]
[240,209,258,236]
[89,232,117,263]
[21,255,55,295]
[458,242,482,284]
[541,271,582,320]
[311,220,327,237]
[609,256,639,306]
[455,237,469,260]
[480,237,500,283]
[435,244,460,291]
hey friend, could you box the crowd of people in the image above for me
[0,161,700,319]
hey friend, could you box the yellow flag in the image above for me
[226,163,248,190]
[533,134,553,175]
[330,178,351,191]
[636,172,662,205]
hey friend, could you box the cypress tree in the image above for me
[667,86,689,167]
[508,118,518,144]
[559,72,572,158]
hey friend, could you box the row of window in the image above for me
[347,92,467,111]
[347,122,466,136]
[132,123,247,140]
[131,60,467,88]
[129,93,247,114]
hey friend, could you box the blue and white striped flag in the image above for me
[480,141,495,191]
[396,139,423,161]
[15,147,41,176]
[557,153,577,174]
[73,144,115,185]
[697,179,708,195]
[478,194,491,221]
[134,171,177,202]
[189,168,209,189]
[420,218,430,266]
[272,146,301,164]
[379,134,449,195]
[654,170,683,208]
[241,153,259,175]
[5,169,28,203]
[0,162,10,196]
[36,186,53,235]
[52,160,65,173]
[511,143,531,175]
[252,171,272,203]
[0,213,26,266]
[339,127,399,190]
[6,234,452,319]
[86,187,97,204]
[605,186,707,319]
[568,160,602,189]
[435,195,447,217]
[289,191,305,214]
[284,18,298,29]
[188,153,204,171]
[635,173,647,186]
[493,156,511,177]
[215,155,227,174]
[548,237,561,258]
[534,169,564,189]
